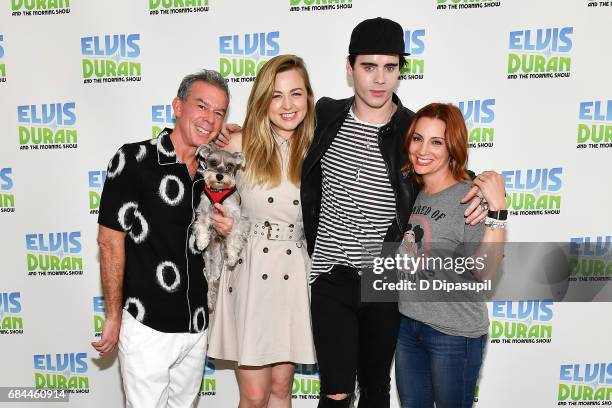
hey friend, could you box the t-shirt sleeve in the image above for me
[98,145,139,233]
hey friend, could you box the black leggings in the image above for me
[311,265,401,408]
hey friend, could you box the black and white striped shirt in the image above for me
[310,110,396,282]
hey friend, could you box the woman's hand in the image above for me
[211,203,234,237]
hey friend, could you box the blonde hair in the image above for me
[242,55,315,187]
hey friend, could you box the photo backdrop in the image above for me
[1,0,611,406]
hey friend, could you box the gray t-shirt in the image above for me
[398,181,488,337]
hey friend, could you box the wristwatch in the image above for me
[487,209,508,221]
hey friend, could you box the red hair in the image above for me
[402,103,470,186]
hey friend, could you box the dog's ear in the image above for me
[196,143,214,159]
[232,152,246,168]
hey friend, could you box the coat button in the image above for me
[263,247,269,253]
[262,274,268,280]
[268,197,274,203]
[264,221,270,227]
[293,200,299,205]
[286,249,292,255]
[283,274,289,280]
[229,287,233,293]
[238,258,243,264]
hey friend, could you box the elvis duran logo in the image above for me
[577,100,612,149]
[0,168,15,213]
[25,232,83,277]
[507,27,573,80]
[199,356,217,396]
[17,103,77,151]
[33,352,89,392]
[88,170,106,215]
[490,301,553,344]
[289,0,352,12]
[93,296,104,337]
[458,99,495,149]
[292,364,320,400]
[149,0,209,15]
[436,0,500,10]
[219,31,280,82]
[399,30,425,81]
[81,34,142,84]
[569,236,612,283]
[152,104,175,139]
[0,292,23,334]
[11,0,70,16]
[557,363,612,404]
[0,35,5,83]
[502,167,562,216]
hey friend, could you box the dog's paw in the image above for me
[196,238,210,251]
[196,234,210,251]
[208,296,216,313]
[226,252,239,267]
[207,280,220,312]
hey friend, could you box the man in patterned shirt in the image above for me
[92,70,235,408]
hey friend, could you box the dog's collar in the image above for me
[203,185,237,205]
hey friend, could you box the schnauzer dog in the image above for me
[193,144,249,311]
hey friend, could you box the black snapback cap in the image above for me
[349,17,410,56]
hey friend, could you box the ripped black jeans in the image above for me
[311,265,401,408]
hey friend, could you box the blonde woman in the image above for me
[207,55,317,408]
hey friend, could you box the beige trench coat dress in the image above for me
[207,135,316,366]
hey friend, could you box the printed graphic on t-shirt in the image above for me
[403,201,453,257]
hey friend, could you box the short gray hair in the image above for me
[176,69,230,102]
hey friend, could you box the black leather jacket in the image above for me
[300,94,418,256]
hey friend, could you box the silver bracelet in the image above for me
[484,217,507,229]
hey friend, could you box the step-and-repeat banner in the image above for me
[1,0,611,407]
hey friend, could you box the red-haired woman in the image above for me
[395,103,506,408]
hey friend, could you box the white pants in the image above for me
[118,310,208,408]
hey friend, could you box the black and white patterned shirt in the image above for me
[98,128,208,333]
[310,109,396,282]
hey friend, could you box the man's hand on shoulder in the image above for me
[461,170,506,225]
[223,131,243,153]
[214,123,241,149]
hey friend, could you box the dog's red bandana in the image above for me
[203,185,237,204]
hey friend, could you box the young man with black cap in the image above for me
[300,17,487,407]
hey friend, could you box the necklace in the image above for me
[353,103,396,181]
